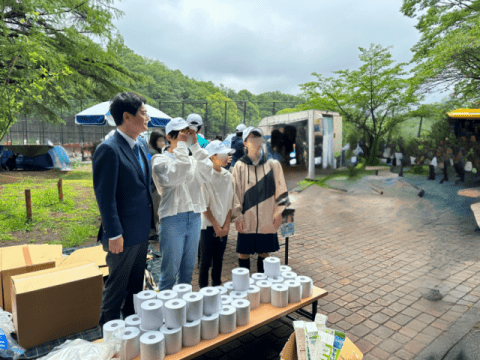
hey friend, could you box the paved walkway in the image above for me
[188,171,480,359]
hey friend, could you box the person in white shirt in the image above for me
[151,117,213,290]
[198,141,235,288]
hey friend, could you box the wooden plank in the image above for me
[471,202,480,227]
[96,286,328,360]
[458,188,480,198]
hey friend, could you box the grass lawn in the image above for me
[0,164,100,248]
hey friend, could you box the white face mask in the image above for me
[186,135,194,147]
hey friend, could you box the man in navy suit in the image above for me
[93,92,155,326]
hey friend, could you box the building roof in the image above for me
[447,108,480,119]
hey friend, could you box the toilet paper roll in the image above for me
[246,285,260,310]
[231,299,250,326]
[251,273,267,284]
[139,325,149,337]
[182,319,201,347]
[295,276,313,298]
[172,284,192,299]
[256,280,273,303]
[230,291,248,300]
[164,298,187,329]
[219,305,237,334]
[280,265,292,273]
[157,289,178,302]
[201,313,220,340]
[284,280,302,303]
[120,326,140,360]
[215,286,227,309]
[125,314,142,330]
[103,319,126,342]
[140,331,165,360]
[221,295,233,305]
[160,325,182,355]
[200,287,221,315]
[281,271,298,281]
[264,257,281,278]
[223,281,235,294]
[183,292,204,322]
[267,276,284,284]
[215,286,228,295]
[133,294,140,315]
[137,290,157,313]
[141,299,164,331]
[232,267,250,291]
[271,284,289,308]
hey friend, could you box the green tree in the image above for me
[0,0,139,141]
[299,44,418,165]
[401,0,480,99]
[205,92,240,135]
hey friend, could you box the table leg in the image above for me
[312,300,318,319]
[285,237,289,265]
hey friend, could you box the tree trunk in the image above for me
[366,135,381,166]
[417,116,423,138]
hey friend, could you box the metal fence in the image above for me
[2,100,303,145]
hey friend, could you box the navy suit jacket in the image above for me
[93,131,155,248]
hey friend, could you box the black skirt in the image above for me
[236,233,280,255]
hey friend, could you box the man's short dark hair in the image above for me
[110,92,147,126]
[196,124,202,133]
[236,131,243,137]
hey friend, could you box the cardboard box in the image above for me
[281,333,363,360]
[1,244,62,312]
[11,262,103,349]
[59,245,107,268]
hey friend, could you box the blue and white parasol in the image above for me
[75,101,171,127]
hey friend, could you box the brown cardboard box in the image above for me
[59,245,107,269]
[1,244,62,312]
[280,333,363,360]
[11,262,103,349]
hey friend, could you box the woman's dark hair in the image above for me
[215,135,223,141]
[167,130,180,140]
[149,130,166,153]
[110,92,147,126]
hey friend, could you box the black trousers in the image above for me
[99,240,149,326]
[198,227,227,288]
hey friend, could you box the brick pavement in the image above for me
[186,178,480,359]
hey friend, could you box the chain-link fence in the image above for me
[2,99,303,145]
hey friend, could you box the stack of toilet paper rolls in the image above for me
[112,260,313,358]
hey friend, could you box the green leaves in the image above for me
[0,0,136,141]
[401,0,480,99]
[298,44,418,164]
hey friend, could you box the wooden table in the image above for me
[96,286,327,360]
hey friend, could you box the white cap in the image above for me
[236,123,247,132]
[186,113,203,127]
[243,126,263,141]
[165,117,189,135]
[205,140,235,157]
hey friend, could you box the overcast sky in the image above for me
[112,0,446,103]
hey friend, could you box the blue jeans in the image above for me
[158,211,201,290]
